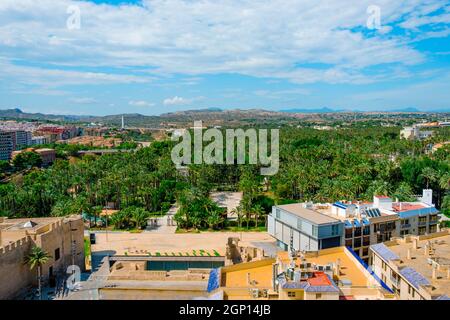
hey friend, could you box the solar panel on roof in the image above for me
[399,267,430,290]
[371,243,400,261]
[365,208,381,218]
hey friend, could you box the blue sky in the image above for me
[0,0,449,115]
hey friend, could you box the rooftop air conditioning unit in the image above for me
[300,272,309,280]
[262,289,268,298]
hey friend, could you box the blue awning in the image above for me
[344,220,353,228]
[362,218,370,225]
[333,202,347,209]
[353,219,361,227]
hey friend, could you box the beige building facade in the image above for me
[0,215,85,300]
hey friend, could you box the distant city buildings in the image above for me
[400,125,433,140]
[0,131,14,161]
[268,190,440,264]
[432,141,450,153]
[0,121,84,161]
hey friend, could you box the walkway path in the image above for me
[144,205,178,234]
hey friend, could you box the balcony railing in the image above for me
[418,221,428,227]
[390,277,400,287]
[401,223,411,229]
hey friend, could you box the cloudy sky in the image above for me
[0,0,449,115]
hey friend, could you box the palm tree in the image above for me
[231,205,245,228]
[24,246,51,300]
[131,207,150,229]
[421,167,437,189]
[252,204,264,228]
[439,172,450,191]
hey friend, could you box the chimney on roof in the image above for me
[413,238,419,250]
[334,258,341,277]
[407,248,411,260]
[432,264,437,280]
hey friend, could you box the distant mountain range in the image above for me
[280,107,344,113]
[0,107,448,127]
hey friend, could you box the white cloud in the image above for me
[0,59,151,87]
[129,100,155,107]
[0,0,448,85]
[163,96,190,106]
[69,97,97,104]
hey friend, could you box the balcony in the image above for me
[390,277,400,288]
[401,223,411,229]
[418,221,428,227]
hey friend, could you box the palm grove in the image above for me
[0,125,449,231]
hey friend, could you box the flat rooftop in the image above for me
[276,203,340,225]
[221,247,371,290]
[91,232,274,257]
[222,260,274,289]
[277,248,370,287]
[0,216,80,246]
[391,203,428,213]
[384,231,450,298]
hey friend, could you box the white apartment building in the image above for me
[369,230,450,300]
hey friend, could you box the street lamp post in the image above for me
[104,207,109,242]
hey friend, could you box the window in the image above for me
[316,293,322,299]
[345,228,353,239]
[408,285,415,298]
[54,248,60,261]
[363,226,370,236]
[354,238,361,248]
[297,219,302,231]
[345,239,353,247]
[362,247,369,256]
[418,227,427,236]
[331,224,339,236]
[354,227,362,237]
[363,236,370,246]
[312,226,318,237]
[288,292,296,297]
